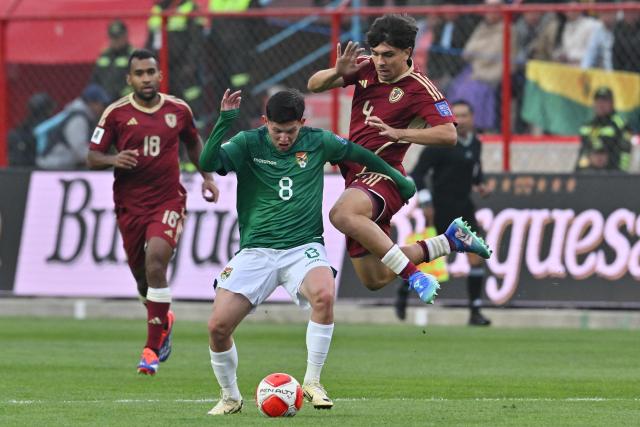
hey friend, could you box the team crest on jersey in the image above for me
[220,266,233,281]
[389,87,404,103]
[164,113,177,128]
[295,152,308,168]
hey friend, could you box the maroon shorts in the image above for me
[346,173,405,257]
[116,198,186,270]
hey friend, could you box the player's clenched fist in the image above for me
[114,149,139,169]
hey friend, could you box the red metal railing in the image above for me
[1,2,639,169]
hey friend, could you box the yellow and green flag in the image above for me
[521,60,640,135]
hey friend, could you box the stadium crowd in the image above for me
[6,0,640,172]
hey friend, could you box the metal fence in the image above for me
[1,2,639,171]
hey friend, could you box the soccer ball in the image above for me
[256,372,304,417]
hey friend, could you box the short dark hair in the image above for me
[265,89,305,123]
[128,49,158,71]
[366,14,418,51]
[451,100,474,114]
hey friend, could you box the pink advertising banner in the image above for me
[337,174,640,308]
[13,172,347,300]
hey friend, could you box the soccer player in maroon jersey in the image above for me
[308,14,491,304]
[87,49,219,375]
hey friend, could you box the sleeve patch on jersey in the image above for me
[91,127,105,144]
[334,134,348,145]
[435,101,453,117]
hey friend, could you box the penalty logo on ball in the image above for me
[256,372,304,417]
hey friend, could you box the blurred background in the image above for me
[1,0,639,325]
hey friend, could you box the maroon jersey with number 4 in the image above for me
[89,93,199,215]
[340,58,456,184]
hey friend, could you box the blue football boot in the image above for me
[444,217,492,259]
[408,271,440,304]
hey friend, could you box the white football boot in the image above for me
[302,381,333,409]
[207,392,243,415]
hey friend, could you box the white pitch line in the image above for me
[5,397,640,405]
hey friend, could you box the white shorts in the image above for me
[215,242,332,308]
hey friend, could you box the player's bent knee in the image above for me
[328,205,344,228]
[208,318,233,342]
[329,207,356,234]
[309,288,334,312]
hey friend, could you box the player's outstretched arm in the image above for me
[199,89,241,173]
[307,42,370,93]
[345,142,416,201]
[366,116,457,147]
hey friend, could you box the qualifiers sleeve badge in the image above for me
[91,127,105,144]
[333,134,348,145]
[435,101,453,117]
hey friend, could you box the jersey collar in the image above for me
[129,92,166,114]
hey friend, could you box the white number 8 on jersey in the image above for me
[278,177,293,200]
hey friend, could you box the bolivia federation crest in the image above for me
[389,87,404,103]
[220,266,233,281]
[165,113,177,128]
[295,152,308,168]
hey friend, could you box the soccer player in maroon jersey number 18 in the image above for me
[307,14,492,305]
[87,49,220,375]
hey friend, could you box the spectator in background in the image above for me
[90,20,135,102]
[147,0,206,120]
[581,7,617,70]
[613,9,640,72]
[35,84,110,170]
[448,0,516,132]
[514,9,559,65]
[552,6,600,66]
[426,7,480,92]
[575,87,632,173]
[513,7,559,132]
[8,93,56,167]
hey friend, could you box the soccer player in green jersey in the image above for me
[199,88,416,415]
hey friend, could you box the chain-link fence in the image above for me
[2,3,640,172]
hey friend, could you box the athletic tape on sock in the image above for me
[381,245,409,275]
[146,287,172,303]
[425,235,450,261]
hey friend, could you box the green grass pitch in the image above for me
[1,315,638,426]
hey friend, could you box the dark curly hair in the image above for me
[366,14,418,52]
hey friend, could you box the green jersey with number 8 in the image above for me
[222,127,349,250]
